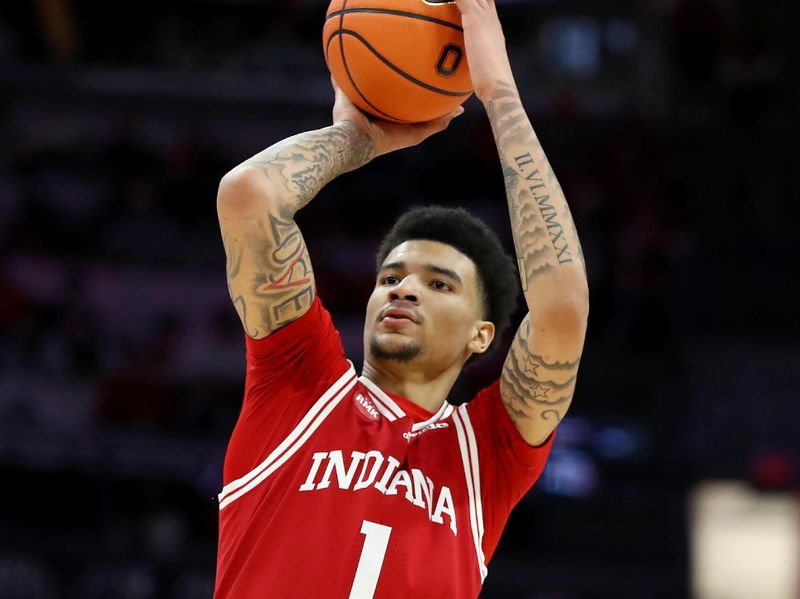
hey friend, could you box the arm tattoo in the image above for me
[223,213,316,337]
[500,315,581,429]
[221,122,374,337]
[243,122,375,216]
[486,80,587,288]
[490,82,588,440]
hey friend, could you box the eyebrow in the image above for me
[379,261,463,285]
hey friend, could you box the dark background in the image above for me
[1,0,798,597]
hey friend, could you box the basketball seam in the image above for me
[326,7,463,32]
[329,29,472,98]
[328,20,410,122]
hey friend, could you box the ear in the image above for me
[467,320,495,355]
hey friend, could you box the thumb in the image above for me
[331,75,345,104]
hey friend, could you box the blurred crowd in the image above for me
[0,0,797,597]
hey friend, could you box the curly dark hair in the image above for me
[375,205,520,348]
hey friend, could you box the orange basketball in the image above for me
[323,0,473,123]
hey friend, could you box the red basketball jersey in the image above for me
[214,298,554,599]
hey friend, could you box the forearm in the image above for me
[485,80,588,307]
[226,121,375,218]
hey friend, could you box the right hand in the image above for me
[331,76,463,158]
[454,0,516,104]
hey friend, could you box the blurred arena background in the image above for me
[1,0,798,597]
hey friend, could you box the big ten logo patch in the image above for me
[354,392,380,421]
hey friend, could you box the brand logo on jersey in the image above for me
[403,422,449,440]
[298,450,457,536]
[354,393,380,421]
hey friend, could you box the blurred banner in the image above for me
[691,481,800,599]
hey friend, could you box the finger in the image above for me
[412,106,464,140]
[332,78,352,112]
[332,75,351,107]
[454,0,482,14]
[332,76,346,103]
[433,106,464,128]
[423,106,464,127]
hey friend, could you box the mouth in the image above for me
[380,307,418,325]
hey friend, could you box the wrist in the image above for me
[333,121,377,171]
[479,77,520,107]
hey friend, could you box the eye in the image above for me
[381,274,400,285]
[431,279,451,292]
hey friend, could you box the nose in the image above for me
[388,275,420,304]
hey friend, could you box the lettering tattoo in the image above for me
[221,122,375,337]
[223,213,316,337]
[487,81,588,441]
[486,81,586,286]
[254,215,313,293]
[500,315,581,436]
[515,156,573,265]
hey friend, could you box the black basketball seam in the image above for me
[328,24,410,122]
[338,0,350,99]
[326,8,463,32]
[328,29,472,98]
[335,0,409,121]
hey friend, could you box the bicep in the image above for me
[500,307,586,445]
[218,168,316,339]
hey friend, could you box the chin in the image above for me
[369,335,422,364]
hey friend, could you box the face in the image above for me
[364,240,495,373]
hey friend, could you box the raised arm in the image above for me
[218,80,463,338]
[456,0,589,445]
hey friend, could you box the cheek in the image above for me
[432,300,475,339]
[365,291,381,324]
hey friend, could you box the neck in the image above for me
[361,358,463,413]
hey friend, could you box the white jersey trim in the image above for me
[364,390,398,422]
[360,376,456,433]
[411,401,454,432]
[359,376,405,418]
[452,405,488,581]
[459,405,486,542]
[218,363,358,510]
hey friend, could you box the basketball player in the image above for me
[214,0,588,596]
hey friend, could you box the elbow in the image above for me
[565,281,590,324]
[532,269,590,323]
[538,286,589,332]
[572,280,590,320]
[217,166,276,215]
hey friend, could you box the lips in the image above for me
[379,306,418,324]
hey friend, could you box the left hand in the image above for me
[455,0,516,103]
[331,76,463,157]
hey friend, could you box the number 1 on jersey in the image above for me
[348,520,392,599]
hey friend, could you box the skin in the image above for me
[217,86,460,337]
[456,0,589,445]
[217,0,588,446]
[362,240,494,413]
